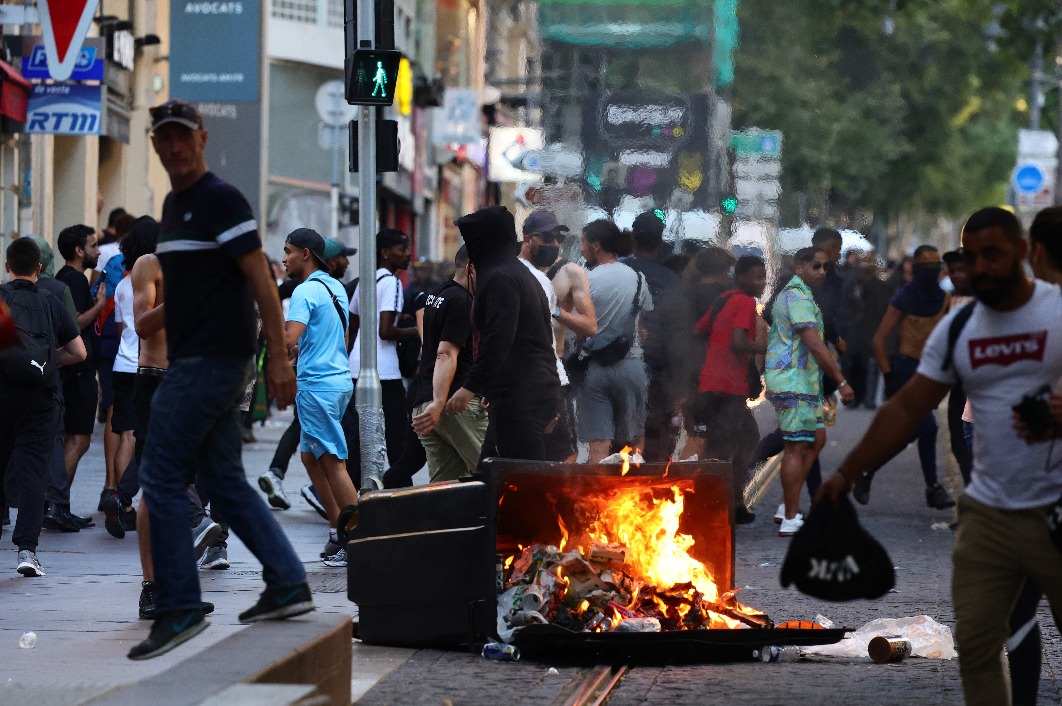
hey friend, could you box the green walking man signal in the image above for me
[346,49,402,106]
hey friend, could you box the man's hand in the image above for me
[412,400,444,436]
[838,384,855,406]
[266,355,296,409]
[445,387,475,416]
[1012,394,1062,443]
[835,337,848,356]
[94,283,108,306]
[814,471,854,506]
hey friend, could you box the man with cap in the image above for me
[447,206,561,461]
[346,228,418,485]
[519,210,596,461]
[624,210,680,462]
[282,228,357,567]
[130,99,310,660]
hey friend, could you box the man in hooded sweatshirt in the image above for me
[445,205,561,461]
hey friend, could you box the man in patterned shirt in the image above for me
[765,247,853,536]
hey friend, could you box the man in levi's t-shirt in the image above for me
[818,207,1062,706]
[680,256,767,523]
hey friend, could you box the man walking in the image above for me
[282,228,358,566]
[0,238,86,576]
[129,100,309,660]
[817,207,1062,706]
[448,205,561,461]
[576,220,653,463]
[765,247,853,537]
[411,246,488,479]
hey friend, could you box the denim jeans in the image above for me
[140,356,306,613]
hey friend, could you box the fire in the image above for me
[618,446,632,476]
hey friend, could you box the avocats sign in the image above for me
[38,0,100,82]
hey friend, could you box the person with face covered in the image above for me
[446,206,561,461]
[853,244,955,510]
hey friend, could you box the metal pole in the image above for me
[330,124,341,239]
[356,0,385,490]
[1031,38,1044,130]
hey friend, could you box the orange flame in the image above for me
[618,445,632,476]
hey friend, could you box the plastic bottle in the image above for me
[481,642,520,661]
[756,645,800,662]
[19,632,37,649]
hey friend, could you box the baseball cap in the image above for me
[285,228,329,270]
[522,210,569,236]
[323,237,357,260]
[149,100,204,132]
[377,228,408,249]
[780,496,895,601]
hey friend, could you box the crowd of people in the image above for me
[1,99,1060,706]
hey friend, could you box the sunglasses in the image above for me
[149,102,203,128]
[811,262,827,271]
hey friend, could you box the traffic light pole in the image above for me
[355,0,385,490]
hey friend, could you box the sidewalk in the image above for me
[0,409,416,704]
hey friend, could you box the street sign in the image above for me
[1013,163,1046,195]
[21,43,103,81]
[730,129,782,158]
[315,79,357,127]
[38,0,99,82]
[26,84,102,135]
[345,49,401,106]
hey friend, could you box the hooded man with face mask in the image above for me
[445,205,561,461]
[853,244,955,510]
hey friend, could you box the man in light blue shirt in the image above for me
[282,228,357,566]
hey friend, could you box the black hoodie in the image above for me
[456,206,560,401]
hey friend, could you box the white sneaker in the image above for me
[16,549,45,577]
[258,470,291,510]
[322,548,347,568]
[192,519,223,560]
[774,503,786,524]
[778,513,804,537]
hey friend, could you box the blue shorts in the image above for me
[297,385,353,459]
[768,394,823,444]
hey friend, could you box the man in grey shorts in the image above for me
[576,219,653,462]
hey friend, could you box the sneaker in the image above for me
[199,546,229,571]
[322,548,347,567]
[139,581,158,620]
[98,488,114,512]
[258,470,292,510]
[42,505,80,533]
[320,537,342,559]
[16,549,45,577]
[853,471,873,505]
[300,485,328,520]
[121,506,138,533]
[778,513,805,537]
[192,519,223,561]
[238,583,315,624]
[773,503,785,524]
[735,506,756,525]
[242,428,257,444]
[127,609,209,660]
[67,508,95,528]
[926,483,956,510]
[101,493,125,539]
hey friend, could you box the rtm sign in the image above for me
[25,84,103,135]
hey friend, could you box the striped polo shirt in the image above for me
[157,172,261,360]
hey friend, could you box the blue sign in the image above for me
[170,3,259,102]
[26,84,103,135]
[22,45,103,81]
[1014,163,1046,194]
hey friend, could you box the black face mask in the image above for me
[531,244,560,268]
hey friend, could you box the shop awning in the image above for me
[0,60,31,123]
[537,0,713,48]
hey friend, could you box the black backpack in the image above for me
[0,281,59,388]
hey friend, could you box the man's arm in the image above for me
[284,321,306,360]
[57,335,87,366]
[447,281,519,413]
[379,310,419,341]
[817,375,951,502]
[412,340,461,435]
[553,265,597,338]
[798,327,854,404]
[731,326,767,355]
[131,256,165,339]
[236,249,296,408]
[872,305,903,374]
[77,284,107,329]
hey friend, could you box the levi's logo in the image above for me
[968,331,1048,369]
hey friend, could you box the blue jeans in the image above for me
[140,356,306,613]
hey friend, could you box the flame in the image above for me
[504,555,514,570]
[663,459,671,477]
[618,445,632,476]
[558,514,569,552]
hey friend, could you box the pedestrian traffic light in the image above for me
[345,49,402,106]
[721,194,739,215]
[349,117,400,172]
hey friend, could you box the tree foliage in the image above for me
[731,0,1029,224]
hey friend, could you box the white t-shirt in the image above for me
[348,267,404,381]
[519,257,569,386]
[113,276,138,374]
[918,280,1062,509]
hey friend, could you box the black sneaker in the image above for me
[101,493,125,539]
[735,506,756,525]
[300,485,328,520]
[926,483,956,510]
[43,505,80,533]
[238,583,315,624]
[852,472,873,505]
[127,609,209,660]
[98,488,115,512]
[139,581,158,620]
[121,505,138,532]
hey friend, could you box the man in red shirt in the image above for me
[681,256,767,523]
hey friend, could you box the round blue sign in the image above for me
[1014,164,1046,194]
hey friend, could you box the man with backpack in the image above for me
[0,238,86,576]
[818,207,1062,706]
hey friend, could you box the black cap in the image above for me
[149,100,204,131]
[522,210,569,236]
[285,228,329,270]
[377,228,408,250]
[780,497,895,601]
[632,209,666,239]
